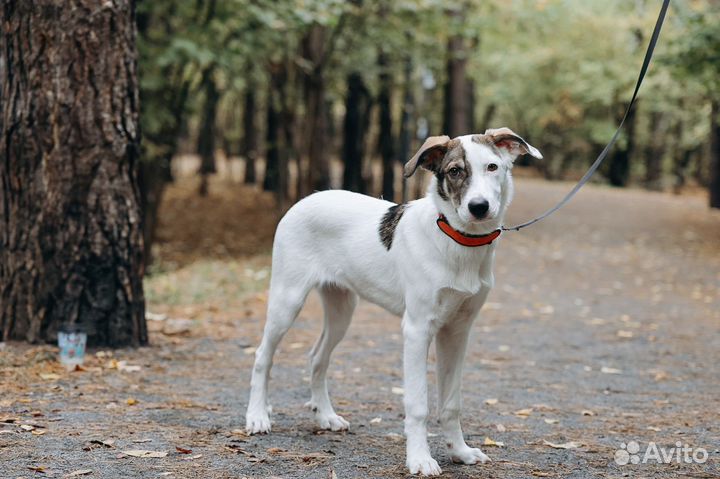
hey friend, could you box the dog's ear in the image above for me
[483,127,543,161]
[403,135,451,178]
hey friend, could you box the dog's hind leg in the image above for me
[246,281,310,434]
[306,283,356,431]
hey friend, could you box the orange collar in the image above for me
[436,214,501,247]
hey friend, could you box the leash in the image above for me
[501,0,670,232]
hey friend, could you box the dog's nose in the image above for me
[468,198,490,219]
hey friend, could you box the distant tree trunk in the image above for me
[608,100,639,187]
[378,51,395,201]
[242,85,258,184]
[644,111,666,191]
[443,30,470,137]
[399,55,415,203]
[197,67,219,196]
[342,72,371,193]
[0,0,146,346]
[263,69,281,193]
[710,99,720,209]
[303,25,330,194]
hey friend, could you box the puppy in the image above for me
[246,128,542,475]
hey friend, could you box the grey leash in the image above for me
[502,0,670,232]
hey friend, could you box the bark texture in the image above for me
[0,0,147,346]
[710,99,720,209]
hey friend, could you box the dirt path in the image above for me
[2,178,719,478]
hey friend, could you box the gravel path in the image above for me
[1,178,719,478]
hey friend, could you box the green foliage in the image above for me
[137,0,718,188]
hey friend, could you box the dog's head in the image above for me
[404,127,542,231]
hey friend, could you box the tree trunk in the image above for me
[197,67,219,196]
[710,99,720,209]
[263,75,281,193]
[442,33,470,137]
[0,0,146,346]
[399,55,414,203]
[342,72,371,193]
[242,85,258,184]
[644,111,666,191]
[303,26,330,194]
[378,51,395,201]
[608,100,638,187]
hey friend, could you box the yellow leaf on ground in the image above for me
[514,408,533,417]
[484,398,499,405]
[64,470,93,478]
[126,398,138,406]
[483,437,505,447]
[122,450,168,458]
[40,373,61,380]
[543,440,581,449]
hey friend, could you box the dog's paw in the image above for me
[450,446,490,465]
[245,411,271,435]
[407,454,442,476]
[316,412,349,431]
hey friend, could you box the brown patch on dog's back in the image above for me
[379,203,408,250]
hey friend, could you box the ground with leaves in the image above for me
[1,175,719,478]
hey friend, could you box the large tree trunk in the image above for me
[710,99,720,209]
[378,51,395,201]
[242,85,258,184]
[342,72,371,193]
[0,0,146,346]
[197,67,219,196]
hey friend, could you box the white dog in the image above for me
[245,127,542,475]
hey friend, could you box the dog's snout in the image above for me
[468,198,490,219]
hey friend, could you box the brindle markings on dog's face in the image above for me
[434,139,473,209]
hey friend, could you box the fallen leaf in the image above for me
[391,387,404,395]
[28,465,46,473]
[126,398,138,406]
[20,424,35,431]
[63,470,93,478]
[243,347,256,355]
[514,408,533,417]
[496,424,506,432]
[600,367,622,375]
[184,454,203,460]
[543,440,581,449]
[122,449,168,458]
[230,429,248,437]
[646,426,661,432]
[581,410,595,416]
[90,439,115,448]
[483,437,505,447]
[544,419,559,425]
[39,373,61,380]
[267,447,284,454]
[370,417,382,424]
[484,398,499,406]
[32,429,47,435]
[531,471,552,477]
[175,446,192,454]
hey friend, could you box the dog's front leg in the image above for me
[402,314,442,476]
[436,317,490,465]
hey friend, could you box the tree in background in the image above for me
[0,1,146,346]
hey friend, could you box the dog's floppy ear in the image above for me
[403,135,451,178]
[483,127,543,160]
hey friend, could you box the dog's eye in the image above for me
[487,163,499,172]
[448,167,462,178]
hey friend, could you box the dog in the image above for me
[245,127,542,475]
